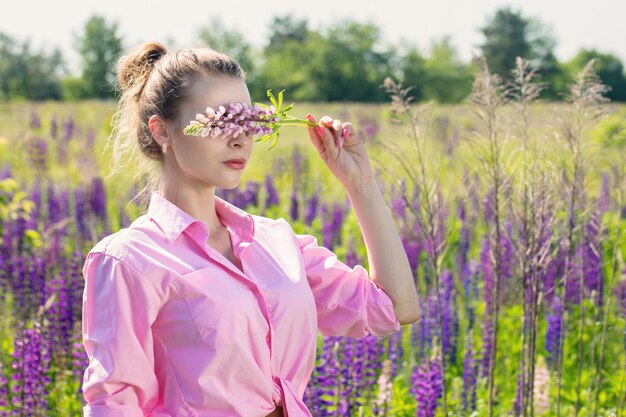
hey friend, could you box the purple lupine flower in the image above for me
[289,189,299,221]
[387,329,402,379]
[305,192,319,226]
[303,336,340,416]
[362,335,382,394]
[583,210,603,305]
[481,235,494,309]
[264,174,280,207]
[74,188,89,241]
[418,294,439,360]
[28,136,48,175]
[456,200,470,278]
[412,356,444,417]
[542,242,563,307]
[615,274,626,350]
[321,204,334,250]
[47,182,62,225]
[89,177,107,220]
[440,269,458,364]
[565,243,583,304]
[243,180,260,208]
[401,233,421,278]
[545,297,562,368]
[44,276,74,370]
[391,196,406,218]
[462,340,478,413]
[330,203,344,249]
[10,320,51,415]
[63,116,75,141]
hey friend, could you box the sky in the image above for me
[1,0,624,76]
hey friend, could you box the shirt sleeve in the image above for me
[294,232,401,338]
[81,251,165,417]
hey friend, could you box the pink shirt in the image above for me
[81,191,401,417]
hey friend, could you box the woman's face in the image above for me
[164,74,254,190]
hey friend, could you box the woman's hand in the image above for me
[304,113,374,191]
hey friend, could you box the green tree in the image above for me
[308,19,397,102]
[267,14,309,51]
[74,14,124,99]
[399,44,428,102]
[565,49,626,101]
[0,32,65,101]
[422,36,474,103]
[478,6,566,99]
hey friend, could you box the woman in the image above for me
[80,41,420,417]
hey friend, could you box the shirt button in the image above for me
[266,335,271,343]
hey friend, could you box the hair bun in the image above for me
[117,41,168,96]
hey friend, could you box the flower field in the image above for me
[0,61,625,417]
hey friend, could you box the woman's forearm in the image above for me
[345,177,421,325]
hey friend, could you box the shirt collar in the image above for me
[147,191,255,244]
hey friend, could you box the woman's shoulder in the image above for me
[85,218,154,264]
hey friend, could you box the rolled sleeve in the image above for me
[81,252,163,417]
[294,233,401,338]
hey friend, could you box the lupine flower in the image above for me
[63,116,75,141]
[372,359,392,417]
[289,188,299,221]
[440,269,458,364]
[305,192,319,226]
[303,336,340,416]
[10,320,51,415]
[264,174,279,207]
[412,356,444,417]
[583,210,603,305]
[462,340,478,413]
[182,90,318,150]
[545,298,562,368]
[615,274,626,350]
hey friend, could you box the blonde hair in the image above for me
[104,41,246,210]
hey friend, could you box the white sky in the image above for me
[1,0,624,75]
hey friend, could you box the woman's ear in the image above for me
[148,115,169,146]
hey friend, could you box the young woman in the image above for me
[80,41,420,417]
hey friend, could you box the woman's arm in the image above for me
[304,112,421,325]
[345,177,421,325]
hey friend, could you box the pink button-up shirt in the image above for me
[81,190,401,417]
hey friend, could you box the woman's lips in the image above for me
[223,161,245,170]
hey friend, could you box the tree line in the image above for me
[1,7,625,103]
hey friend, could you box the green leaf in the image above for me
[267,89,277,108]
[277,89,284,111]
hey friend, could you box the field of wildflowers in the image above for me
[0,58,625,416]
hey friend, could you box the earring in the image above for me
[162,143,168,154]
